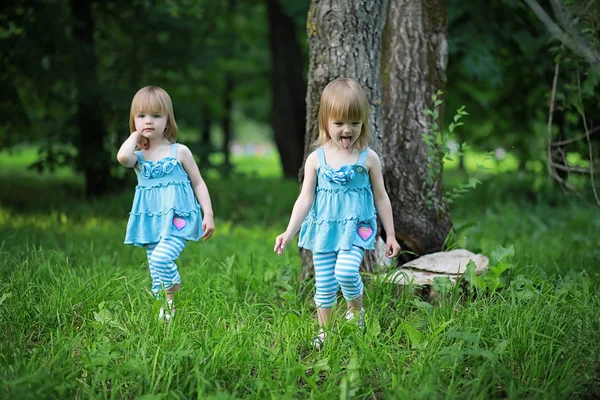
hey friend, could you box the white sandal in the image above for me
[345,307,365,330]
[312,328,326,350]
[158,299,175,323]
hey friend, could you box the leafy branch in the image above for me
[422,90,483,215]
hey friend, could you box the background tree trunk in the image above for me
[199,106,212,169]
[299,0,389,281]
[381,0,453,256]
[221,75,234,177]
[266,0,306,179]
[220,0,237,178]
[71,0,115,198]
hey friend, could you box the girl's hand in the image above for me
[274,232,291,256]
[136,132,149,150]
[201,214,215,241]
[385,237,401,258]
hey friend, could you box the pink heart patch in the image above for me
[357,226,373,241]
[173,217,186,231]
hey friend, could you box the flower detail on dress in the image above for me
[321,165,357,185]
[140,158,178,179]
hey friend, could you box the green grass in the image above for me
[0,151,599,399]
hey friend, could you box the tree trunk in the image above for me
[220,0,236,178]
[71,0,115,197]
[457,131,465,171]
[199,108,212,169]
[266,0,306,179]
[221,75,234,177]
[299,0,389,281]
[380,0,453,256]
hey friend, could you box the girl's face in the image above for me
[327,117,363,150]
[135,111,167,141]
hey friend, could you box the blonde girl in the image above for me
[117,86,215,322]
[274,78,400,348]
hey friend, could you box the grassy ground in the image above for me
[0,149,599,399]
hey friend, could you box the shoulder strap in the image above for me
[134,150,144,163]
[317,147,326,166]
[358,147,369,166]
[170,143,180,158]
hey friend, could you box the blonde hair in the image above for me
[129,86,178,142]
[314,78,370,149]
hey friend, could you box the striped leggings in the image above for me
[145,237,187,297]
[313,246,364,308]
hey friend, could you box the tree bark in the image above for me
[220,0,236,178]
[266,0,306,179]
[71,0,115,197]
[199,107,212,169]
[221,75,234,177]
[380,0,453,256]
[299,0,389,281]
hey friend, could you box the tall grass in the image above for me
[0,152,599,399]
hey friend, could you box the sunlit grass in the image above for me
[444,150,520,173]
[0,149,599,398]
[0,144,283,180]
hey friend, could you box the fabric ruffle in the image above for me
[298,215,377,252]
[316,185,372,194]
[320,164,366,185]
[137,158,178,179]
[125,208,203,247]
[125,178,203,246]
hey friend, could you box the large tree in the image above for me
[380,0,453,255]
[71,0,115,197]
[299,0,453,279]
[266,0,307,179]
[299,0,389,280]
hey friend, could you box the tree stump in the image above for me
[383,249,489,301]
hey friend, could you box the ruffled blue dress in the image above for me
[298,147,377,253]
[125,143,203,247]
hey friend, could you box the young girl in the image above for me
[274,78,400,347]
[117,86,215,322]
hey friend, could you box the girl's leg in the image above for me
[313,251,339,328]
[335,246,365,314]
[147,236,187,299]
[145,242,160,296]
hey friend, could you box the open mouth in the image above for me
[341,136,352,149]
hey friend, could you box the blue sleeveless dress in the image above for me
[298,147,377,253]
[124,143,203,247]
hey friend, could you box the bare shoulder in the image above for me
[176,143,193,160]
[365,148,382,170]
[304,150,319,172]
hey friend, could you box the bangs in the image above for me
[324,86,366,122]
[315,78,370,150]
[130,87,171,115]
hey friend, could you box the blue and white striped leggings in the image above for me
[313,246,365,308]
[145,237,187,297]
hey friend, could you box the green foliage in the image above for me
[446,0,600,175]
[446,0,551,161]
[422,91,486,215]
[1,159,600,398]
[464,245,515,293]
[0,0,279,179]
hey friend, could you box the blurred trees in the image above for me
[266,0,306,178]
[0,0,283,194]
[446,0,599,179]
[0,0,597,198]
